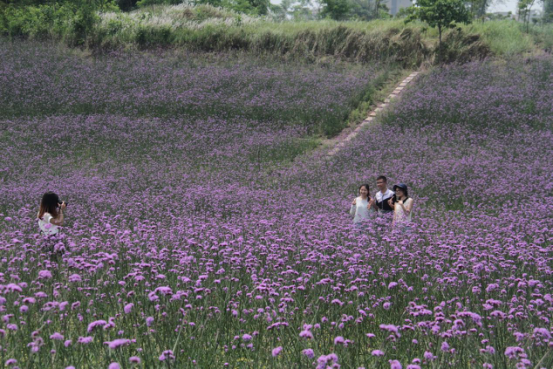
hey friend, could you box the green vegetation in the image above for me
[405,0,472,46]
[0,1,552,66]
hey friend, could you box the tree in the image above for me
[518,0,543,31]
[406,0,471,46]
[320,0,351,19]
[348,0,389,20]
[471,0,491,18]
[249,0,270,15]
[115,0,139,11]
[270,0,292,19]
[545,0,553,22]
[289,0,316,20]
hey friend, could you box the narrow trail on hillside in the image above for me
[325,71,420,157]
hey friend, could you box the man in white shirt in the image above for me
[374,175,394,213]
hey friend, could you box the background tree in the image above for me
[115,0,139,10]
[270,0,292,19]
[471,0,491,18]
[349,0,389,20]
[406,0,471,46]
[545,0,553,21]
[320,0,351,19]
[289,0,316,20]
[518,0,543,31]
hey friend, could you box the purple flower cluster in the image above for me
[0,39,551,368]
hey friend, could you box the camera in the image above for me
[58,200,68,206]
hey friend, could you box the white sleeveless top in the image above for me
[393,198,413,224]
[38,212,59,236]
[350,197,373,224]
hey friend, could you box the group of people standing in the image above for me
[350,176,413,229]
[35,177,412,254]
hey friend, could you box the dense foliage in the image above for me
[405,0,472,45]
[1,0,552,66]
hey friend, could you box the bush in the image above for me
[1,4,69,38]
[134,24,173,46]
[68,5,99,46]
[0,3,91,41]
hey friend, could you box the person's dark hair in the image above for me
[359,184,370,194]
[38,192,60,219]
[376,175,387,183]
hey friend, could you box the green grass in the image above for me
[463,20,536,56]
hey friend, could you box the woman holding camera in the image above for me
[388,183,413,230]
[37,192,67,260]
[350,184,375,224]
[38,191,66,235]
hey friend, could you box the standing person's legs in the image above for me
[40,235,64,264]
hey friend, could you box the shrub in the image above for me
[68,5,99,46]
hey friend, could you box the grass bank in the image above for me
[2,3,552,66]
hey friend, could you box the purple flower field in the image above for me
[0,39,552,369]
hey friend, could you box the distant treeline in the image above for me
[4,0,552,22]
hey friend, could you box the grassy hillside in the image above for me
[2,3,552,65]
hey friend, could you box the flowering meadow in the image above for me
[0,39,552,369]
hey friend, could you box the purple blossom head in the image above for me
[78,336,93,344]
[124,303,133,314]
[533,328,551,339]
[505,346,525,360]
[68,274,82,283]
[87,320,107,333]
[389,360,402,369]
[38,270,52,279]
[104,339,131,350]
[159,350,175,361]
[50,332,64,340]
[272,346,283,357]
[302,348,314,359]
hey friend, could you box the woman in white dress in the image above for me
[388,183,413,231]
[350,184,375,224]
[37,192,66,257]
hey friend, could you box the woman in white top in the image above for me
[37,191,66,236]
[350,184,375,224]
[388,183,413,229]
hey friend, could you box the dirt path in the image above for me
[325,71,419,157]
